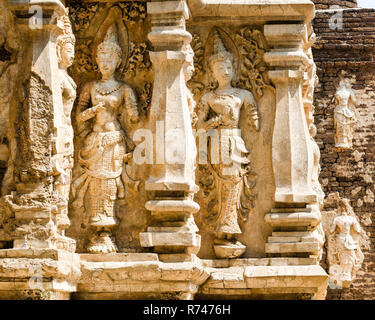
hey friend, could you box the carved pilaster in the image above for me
[0,0,80,300]
[2,0,76,252]
[264,24,322,259]
[265,24,316,205]
[139,1,201,258]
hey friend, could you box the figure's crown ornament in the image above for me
[209,28,234,67]
[57,14,75,47]
[212,29,227,55]
[97,24,122,59]
[338,70,356,87]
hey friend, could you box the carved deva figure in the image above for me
[53,13,77,245]
[72,24,139,253]
[333,74,358,150]
[328,198,365,288]
[309,123,325,262]
[197,30,260,259]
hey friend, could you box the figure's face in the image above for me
[309,124,317,138]
[184,47,195,82]
[339,202,349,215]
[96,49,120,78]
[60,42,75,67]
[211,59,234,84]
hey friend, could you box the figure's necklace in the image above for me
[95,81,122,96]
[213,88,240,98]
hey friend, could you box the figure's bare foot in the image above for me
[87,231,117,254]
[213,237,246,259]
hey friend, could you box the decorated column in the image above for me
[139,0,201,257]
[264,24,322,259]
[0,0,80,299]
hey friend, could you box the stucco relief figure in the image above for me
[72,25,139,254]
[197,30,260,259]
[309,123,325,261]
[53,14,77,240]
[184,43,198,127]
[328,198,365,288]
[334,75,358,150]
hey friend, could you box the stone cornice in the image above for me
[187,0,315,24]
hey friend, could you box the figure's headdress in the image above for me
[208,29,234,69]
[338,70,356,89]
[338,198,351,213]
[96,24,122,60]
[57,14,75,48]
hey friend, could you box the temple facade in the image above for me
[0,0,372,300]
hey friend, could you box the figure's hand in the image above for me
[93,102,106,113]
[253,119,260,131]
[205,115,223,130]
[130,113,139,124]
[124,152,133,163]
[214,114,223,127]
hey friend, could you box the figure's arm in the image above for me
[329,218,338,235]
[77,104,104,122]
[76,83,103,123]
[352,217,361,234]
[187,90,198,127]
[197,95,222,130]
[350,90,358,107]
[124,86,139,124]
[244,92,260,131]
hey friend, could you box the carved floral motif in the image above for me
[69,2,99,33]
[235,27,273,98]
[119,1,147,24]
[74,39,99,74]
[122,41,151,77]
[138,81,153,117]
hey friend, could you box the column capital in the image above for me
[147,0,191,51]
[147,0,189,19]
[149,50,187,64]
[264,23,309,70]
[264,24,307,47]
[268,70,304,83]
[9,0,66,33]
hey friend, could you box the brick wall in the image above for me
[313,8,375,299]
[312,0,357,10]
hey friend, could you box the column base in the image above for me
[75,253,209,300]
[198,258,328,300]
[140,228,201,255]
[0,248,81,300]
[265,206,324,258]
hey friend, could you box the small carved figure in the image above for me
[328,198,365,288]
[183,43,198,127]
[53,13,77,240]
[72,24,139,254]
[334,74,358,150]
[309,123,325,261]
[303,32,318,128]
[197,29,260,258]
[309,124,324,207]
